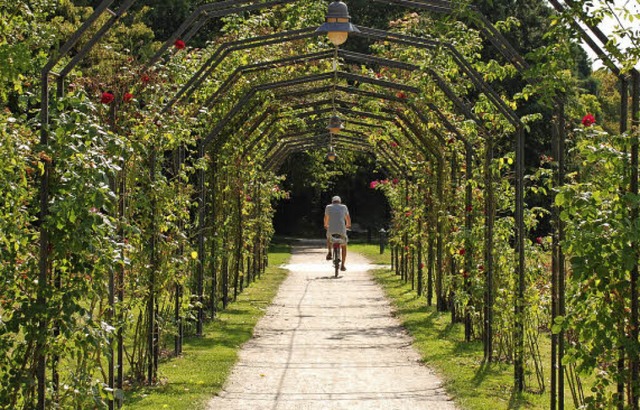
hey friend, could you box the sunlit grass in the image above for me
[123,244,291,409]
[352,243,577,410]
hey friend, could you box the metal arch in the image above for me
[145,0,299,69]
[243,104,441,175]
[265,133,373,159]
[263,136,376,172]
[245,109,428,182]
[352,26,522,128]
[201,71,420,148]
[196,66,488,160]
[253,121,388,159]
[163,28,320,113]
[150,0,532,115]
[263,130,377,161]
[254,103,430,163]
[160,22,521,145]
[153,23,512,172]
[371,0,530,72]
[225,98,369,156]
[264,140,404,175]
[207,79,460,159]
[266,145,377,173]
[260,130,371,159]
[56,0,138,81]
[238,103,419,173]
[284,88,474,150]
[177,25,522,136]
[198,48,421,111]
[163,29,419,114]
[548,0,640,77]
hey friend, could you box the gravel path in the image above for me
[206,240,457,410]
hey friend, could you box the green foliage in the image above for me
[125,244,290,410]
[368,258,563,409]
[556,125,640,407]
[1,0,639,408]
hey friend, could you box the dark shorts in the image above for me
[327,232,348,244]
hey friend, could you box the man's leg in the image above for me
[326,237,332,259]
[341,245,347,269]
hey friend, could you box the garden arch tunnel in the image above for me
[39,1,529,407]
[32,1,640,409]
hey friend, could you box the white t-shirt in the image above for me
[325,203,349,235]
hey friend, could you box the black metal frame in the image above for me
[179,25,513,375]
[41,0,616,407]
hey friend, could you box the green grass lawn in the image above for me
[350,243,577,410]
[123,244,291,409]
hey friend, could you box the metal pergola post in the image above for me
[631,70,640,410]
[196,140,206,336]
[34,1,545,407]
[484,134,495,362]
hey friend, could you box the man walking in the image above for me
[324,196,351,271]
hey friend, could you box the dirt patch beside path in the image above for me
[206,241,457,410]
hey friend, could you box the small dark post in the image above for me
[379,228,386,254]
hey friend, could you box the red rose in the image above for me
[390,141,399,148]
[141,74,150,83]
[174,39,186,49]
[392,178,399,185]
[478,264,484,272]
[123,92,133,102]
[419,262,425,269]
[459,248,466,256]
[466,205,473,212]
[370,180,379,189]
[396,91,407,99]
[100,92,115,104]
[405,211,412,217]
[581,114,596,127]
[245,195,252,202]
[447,137,455,144]
[462,271,470,279]
[536,237,543,245]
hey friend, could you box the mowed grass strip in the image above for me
[124,244,291,410]
[350,243,566,410]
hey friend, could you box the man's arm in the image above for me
[324,213,329,230]
[345,213,351,230]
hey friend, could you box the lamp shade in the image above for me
[326,146,338,161]
[327,115,344,134]
[316,1,360,46]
